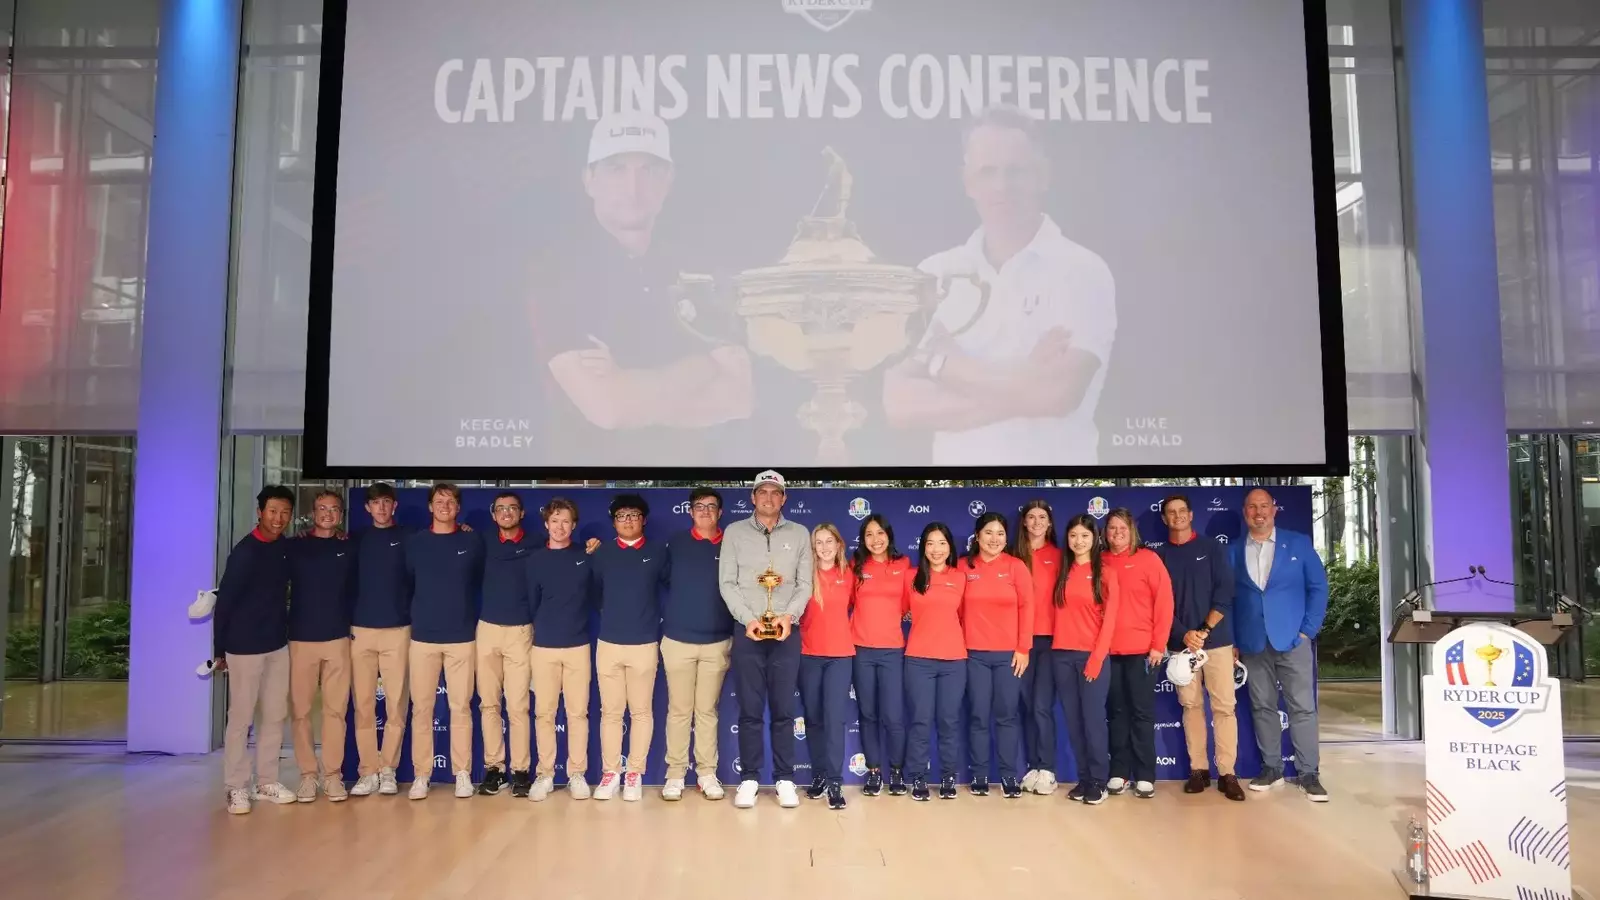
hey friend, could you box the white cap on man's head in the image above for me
[588,111,672,165]
[752,470,786,490]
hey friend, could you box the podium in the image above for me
[1387,572,1579,900]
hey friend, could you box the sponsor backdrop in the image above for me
[341,485,1313,785]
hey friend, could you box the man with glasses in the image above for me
[1153,494,1244,802]
[590,493,666,801]
[476,491,535,797]
[658,487,735,801]
[287,490,356,803]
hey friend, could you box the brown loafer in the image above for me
[1218,774,1246,802]
[1183,770,1211,794]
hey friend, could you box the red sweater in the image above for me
[1052,560,1120,680]
[960,553,1034,653]
[905,565,966,661]
[1106,547,1175,656]
[802,565,856,658]
[1024,544,1062,636]
[851,556,912,649]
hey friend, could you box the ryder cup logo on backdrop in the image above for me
[794,717,807,740]
[783,0,872,32]
[848,498,871,520]
[1439,623,1551,732]
[1087,497,1110,519]
[849,753,868,777]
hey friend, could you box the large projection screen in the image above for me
[305,0,1346,480]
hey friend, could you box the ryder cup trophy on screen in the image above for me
[673,148,990,464]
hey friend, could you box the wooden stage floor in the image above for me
[1,741,1595,900]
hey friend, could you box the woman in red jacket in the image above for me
[800,523,855,809]
[1102,508,1174,799]
[904,522,966,801]
[960,511,1033,798]
[1012,499,1061,795]
[1053,513,1119,806]
[849,514,912,797]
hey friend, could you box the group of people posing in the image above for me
[212,471,1330,816]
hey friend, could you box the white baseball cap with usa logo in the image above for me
[752,470,786,490]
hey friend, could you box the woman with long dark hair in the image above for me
[959,511,1033,798]
[848,514,912,796]
[800,523,854,809]
[1012,499,1061,795]
[1052,514,1120,805]
[1102,508,1174,799]
[904,522,967,801]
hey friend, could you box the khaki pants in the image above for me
[477,622,533,772]
[351,626,410,776]
[659,636,731,780]
[409,640,475,778]
[222,646,290,791]
[1176,643,1239,776]
[290,638,352,778]
[531,644,592,781]
[597,640,659,774]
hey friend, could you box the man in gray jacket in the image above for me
[719,469,812,809]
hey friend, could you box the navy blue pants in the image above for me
[799,655,852,781]
[1107,653,1158,783]
[967,650,1023,780]
[1053,649,1110,785]
[732,632,802,781]
[853,647,906,771]
[905,656,966,779]
[1020,635,1057,771]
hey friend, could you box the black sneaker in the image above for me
[510,771,532,798]
[477,767,507,796]
[805,774,828,800]
[939,775,958,800]
[1001,777,1022,798]
[1082,781,1107,805]
[888,768,909,796]
[1298,773,1330,802]
[862,770,884,797]
[1067,782,1087,802]
[1249,767,1284,792]
[968,775,990,796]
[826,779,847,810]
[910,775,931,802]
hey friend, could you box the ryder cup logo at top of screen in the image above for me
[783,0,872,32]
[1436,622,1553,732]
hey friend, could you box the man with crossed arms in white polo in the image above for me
[884,105,1117,465]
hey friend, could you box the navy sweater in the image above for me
[287,535,355,642]
[481,530,534,626]
[527,543,594,649]
[352,526,411,628]
[1154,534,1236,651]
[214,531,291,658]
[406,529,484,644]
[662,529,734,644]
[592,540,665,645]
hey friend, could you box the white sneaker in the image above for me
[733,779,760,809]
[252,782,298,805]
[1032,771,1058,796]
[296,774,320,803]
[1134,780,1156,798]
[776,780,801,809]
[622,772,643,802]
[454,772,474,798]
[529,777,554,802]
[568,776,592,800]
[593,771,620,801]
[323,775,348,802]
[408,780,430,800]
[227,788,251,815]
[662,777,685,801]
[699,775,725,801]
[378,768,398,795]
[1106,777,1128,794]
[350,774,380,797]
[1020,769,1040,793]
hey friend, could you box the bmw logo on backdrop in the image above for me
[969,500,986,517]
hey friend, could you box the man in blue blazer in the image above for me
[1229,488,1329,802]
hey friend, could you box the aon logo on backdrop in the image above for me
[908,504,930,514]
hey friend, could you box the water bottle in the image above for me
[1407,816,1428,884]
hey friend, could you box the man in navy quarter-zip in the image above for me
[405,483,484,801]
[525,497,595,802]
[287,490,356,804]
[589,493,666,803]
[658,487,735,802]
[476,491,535,798]
[348,483,411,798]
